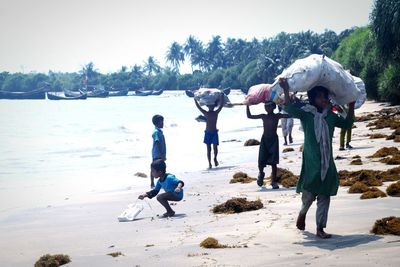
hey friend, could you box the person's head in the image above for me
[307,86,330,110]
[264,101,276,113]
[150,159,166,179]
[152,114,164,128]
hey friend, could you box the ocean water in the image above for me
[0,91,268,215]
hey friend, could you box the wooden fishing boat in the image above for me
[151,89,164,96]
[134,90,153,96]
[108,88,129,97]
[0,88,46,100]
[47,92,87,100]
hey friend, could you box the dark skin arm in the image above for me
[215,93,224,113]
[279,78,291,105]
[194,98,207,115]
[246,105,263,119]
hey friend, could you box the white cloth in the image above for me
[301,104,330,182]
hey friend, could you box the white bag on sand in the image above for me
[194,88,232,107]
[270,54,361,106]
[118,203,144,222]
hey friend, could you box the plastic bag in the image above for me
[244,84,278,105]
[270,54,361,106]
[118,203,144,222]
[194,88,231,107]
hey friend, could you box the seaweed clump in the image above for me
[368,147,400,158]
[107,252,124,257]
[134,172,147,178]
[200,237,227,248]
[34,254,70,267]
[352,155,361,159]
[360,187,387,199]
[386,181,400,197]
[348,182,370,193]
[282,148,295,153]
[230,172,256,184]
[371,216,400,235]
[380,154,400,165]
[350,158,363,165]
[339,170,383,187]
[244,139,260,146]
[212,198,263,214]
[368,133,388,139]
[270,168,299,188]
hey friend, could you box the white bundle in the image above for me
[270,54,361,106]
[194,88,231,107]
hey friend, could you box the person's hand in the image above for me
[279,77,289,92]
[138,194,146,200]
[174,187,181,193]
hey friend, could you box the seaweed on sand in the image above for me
[350,159,363,165]
[282,148,294,153]
[386,181,400,197]
[230,172,256,184]
[371,216,400,235]
[368,133,388,139]
[339,170,383,187]
[348,182,370,193]
[360,187,387,199]
[34,254,70,267]
[269,168,299,188]
[107,252,124,257]
[134,172,147,178]
[244,139,260,146]
[380,155,400,165]
[368,147,400,158]
[212,198,263,214]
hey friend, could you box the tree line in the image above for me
[0,0,398,104]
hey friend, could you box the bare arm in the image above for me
[215,93,224,113]
[246,105,263,119]
[279,78,291,105]
[194,98,207,115]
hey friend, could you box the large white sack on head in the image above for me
[194,88,231,107]
[353,75,366,109]
[270,54,361,105]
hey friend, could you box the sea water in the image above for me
[0,91,269,216]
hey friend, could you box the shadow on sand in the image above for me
[295,231,382,250]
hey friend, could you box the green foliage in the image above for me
[371,0,400,62]
[378,63,400,104]
[239,60,263,89]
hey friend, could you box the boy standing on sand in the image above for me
[246,101,290,189]
[150,115,166,188]
[280,78,355,239]
[195,93,224,169]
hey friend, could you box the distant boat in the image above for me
[151,89,164,96]
[108,88,129,97]
[185,87,231,98]
[47,92,87,100]
[0,88,46,100]
[87,90,109,98]
[134,90,153,96]
[64,90,85,97]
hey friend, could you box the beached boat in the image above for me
[0,88,46,100]
[108,89,129,97]
[64,90,85,97]
[134,90,153,96]
[47,92,87,100]
[151,89,164,96]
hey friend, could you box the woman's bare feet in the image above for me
[296,214,306,230]
[316,228,332,239]
[257,172,265,187]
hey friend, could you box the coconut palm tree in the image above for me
[166,42,185,73]
[143,56,161,76]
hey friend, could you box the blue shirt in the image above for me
[146,173,184,200]
[152,127,166,159]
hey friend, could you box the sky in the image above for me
[0,0,374,74]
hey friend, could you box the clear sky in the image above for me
[0,0,374,74]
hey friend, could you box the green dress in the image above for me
[284,103,354,196]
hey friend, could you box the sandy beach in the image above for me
[0,98,400,267]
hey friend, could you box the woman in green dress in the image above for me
[279,78,355,239]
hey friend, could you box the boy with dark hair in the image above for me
[246,101,290,189]
[150,115,166,188]
[280,78,355,239]
[139,159,184,217]
[194,93,224,169]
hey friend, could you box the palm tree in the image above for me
[184,35,203,72]
[206,35,225,70]
[143,56,161,76]
[166,42,185,73]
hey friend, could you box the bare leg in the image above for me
[289,134,293,144]
[157,192,181,217]
[271,164,279,189]
[206,144,212,168]
[257,165,265,187]
[284,136,288,146]
[297,190,316,230]
[150,173,155,188]
[213,144,219,167]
